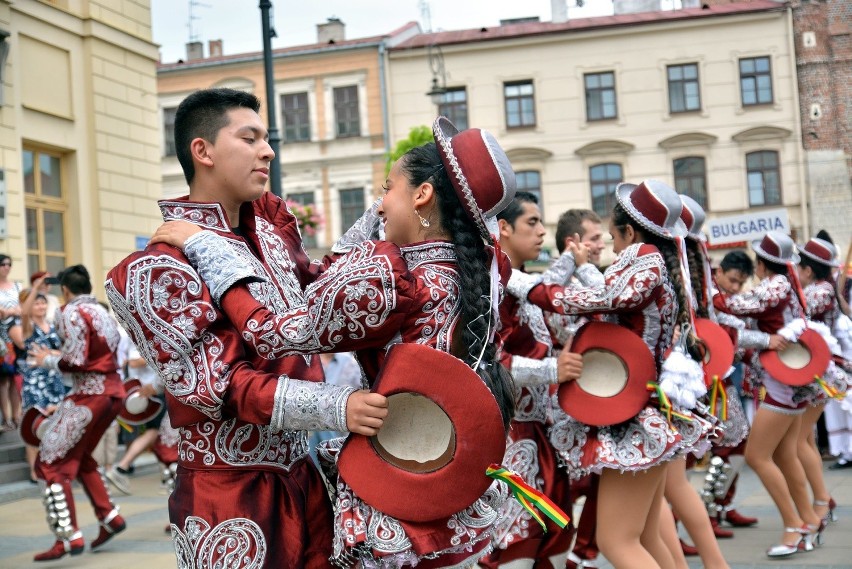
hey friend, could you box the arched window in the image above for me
[24,148,68,274]
[589,163,622,217]
[746,150,781,206]
[515,170,542,207]
[673,156,707,208]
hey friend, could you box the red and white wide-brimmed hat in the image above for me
[797,237,839,267]
[337,342,506,522]
[559,321,657,427]
[20,406,52,447]
[751,231,799,265]
[679,194,706,242]
[118,379,164,426]
[694,318,735,388]
[759,328,831,386]
[433,116,516,242]
[615,179,688,240]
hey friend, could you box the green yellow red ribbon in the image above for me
[814,375,843,401]
[646,382,694,422]
[709,375,728,421]
[486,464,570,531]
[116,418,134,433]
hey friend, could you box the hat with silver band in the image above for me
[797,237,839,267]
[751,231,799,265]
[679,194,706,242]
[433,116,516,243]
[615,179,688,240]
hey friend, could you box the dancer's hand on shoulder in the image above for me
[346,390,388,436]
[149,221,202,250]
[557,349,583,384]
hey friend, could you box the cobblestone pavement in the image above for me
[0,457,849,568]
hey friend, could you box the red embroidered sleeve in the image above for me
[106,249,282,424]
[715,275,790,317]
[217,240,416,359]
[527,243,664,315]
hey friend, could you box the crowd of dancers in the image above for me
[13,87,852,569]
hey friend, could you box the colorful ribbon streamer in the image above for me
[814,375,843,401]
[647,382,694,422]
[486,464,570,531]
[709,375,728,421]
[116,418,134,433]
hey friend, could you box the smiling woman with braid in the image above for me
[149,116,519,567]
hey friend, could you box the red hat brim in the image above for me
[118,378,164,425]
[759,328,831,386]
[20,406,50,447]
[694,318,735,388]
[337,343,506,522]
[559,322,656,427]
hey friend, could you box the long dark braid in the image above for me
[685,240,709,318]
[815,230,848,316]
[612,203,702,360]
[400,143,515,429]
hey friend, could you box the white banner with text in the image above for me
[705,209,790,246]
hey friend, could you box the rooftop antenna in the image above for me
[418,0,433,32]
[188,0,211,43]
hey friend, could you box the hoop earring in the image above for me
[415,210,431,228]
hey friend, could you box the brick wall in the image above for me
[702,0,851,250]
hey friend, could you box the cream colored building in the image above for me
[157,20,419,253]
[387,1,808,256]
[0,0,161,293]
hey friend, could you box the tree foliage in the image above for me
[385,125,433,175]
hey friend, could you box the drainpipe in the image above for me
[786,4,809,239]
[378,40,391,157]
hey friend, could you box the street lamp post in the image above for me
[425,44,447,107]
[260,0,282,197]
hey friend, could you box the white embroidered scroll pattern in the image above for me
[172,516,266,569]
[40,400,93,464]
[106,256,224,419]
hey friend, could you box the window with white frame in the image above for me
[589,163,622,216]
[746,150,781,206]
[281,92,311,143]
[333,86,360,138]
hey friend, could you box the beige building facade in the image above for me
[387,1,808,257]
[157,21,418,253]
[0,0,161,293]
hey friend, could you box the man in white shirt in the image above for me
[105,344,164,494]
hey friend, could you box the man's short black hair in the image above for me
[497,191,539,227]
[58,265,92,295]
[174,88,262,185]
[555,209,601,254]
[719,250,754,277]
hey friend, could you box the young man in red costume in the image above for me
[710,251,762,533]
[105,88,403,568]
[481,192,587,569]
[28,265,127,561]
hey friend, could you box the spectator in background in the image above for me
[0,254,22,431]
[28,271,62,326]
[12,280,67,482]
